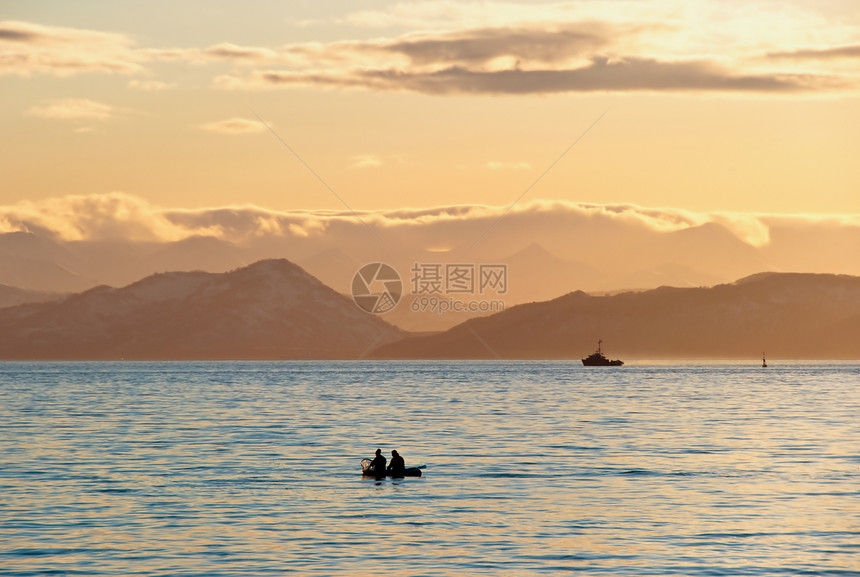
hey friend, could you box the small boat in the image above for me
[582,339,624,366]
[361,459,424,477]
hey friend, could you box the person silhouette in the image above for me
[369,448,386,476]
[387,449,405,477]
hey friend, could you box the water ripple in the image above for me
[1,360,859,575]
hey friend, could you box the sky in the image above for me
[2,0,859,227]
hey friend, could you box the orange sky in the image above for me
[2,0,859,216]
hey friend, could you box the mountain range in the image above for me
[1,257,858,359]
[0,259,402,360]
[0,284,61,309]
[370,272,860,360]
[6,208,860,333]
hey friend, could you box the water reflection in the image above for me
[1,361,859,575]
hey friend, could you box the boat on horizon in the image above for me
[582,340,624,366]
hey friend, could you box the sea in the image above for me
[1,361,858,576]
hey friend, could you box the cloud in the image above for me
[4,193,860,287]
[224,1,860,95]
[0,21,286,79]
[0,193,195,242]
[198,117,268,134]
[350,154,383,168]
[202,42,280,61]
[127,79,175,91]
[0,191,852,247]
[26,98,114,121]
[768,44,860,61]
[6,4,859,94]
[380,24,613,67]
[339,0,636,30]
[4,193,860,311]
[158,198,855,256]
[0,20,143,76]
[338,0,854,48]
[221,56,830,95]
[144,42,285,65]
[207,7,853,96]
[711,212,772,247]
[336,0,860,68]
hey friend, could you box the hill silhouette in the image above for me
[0,284,63,309]
[3,210,860,333]
[370,273,860,359]
[0,259,402,360]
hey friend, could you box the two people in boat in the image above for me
[368,448,406,477]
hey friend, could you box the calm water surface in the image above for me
[1,361,859,576]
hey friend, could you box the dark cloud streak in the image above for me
[0,26,41,42]
[768,44,860,60]
[202,43,275,60]
[383,24,613,65]
[256,56,825,95]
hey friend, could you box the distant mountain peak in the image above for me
[510,242,560,260]
[0,258,403,360]
[232,257,303,274]
[731,271,852,286]
[732,271,782,285]
[171,234,238,248]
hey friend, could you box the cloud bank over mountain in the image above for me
[2,192,859,331]
[0,191,854,248]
